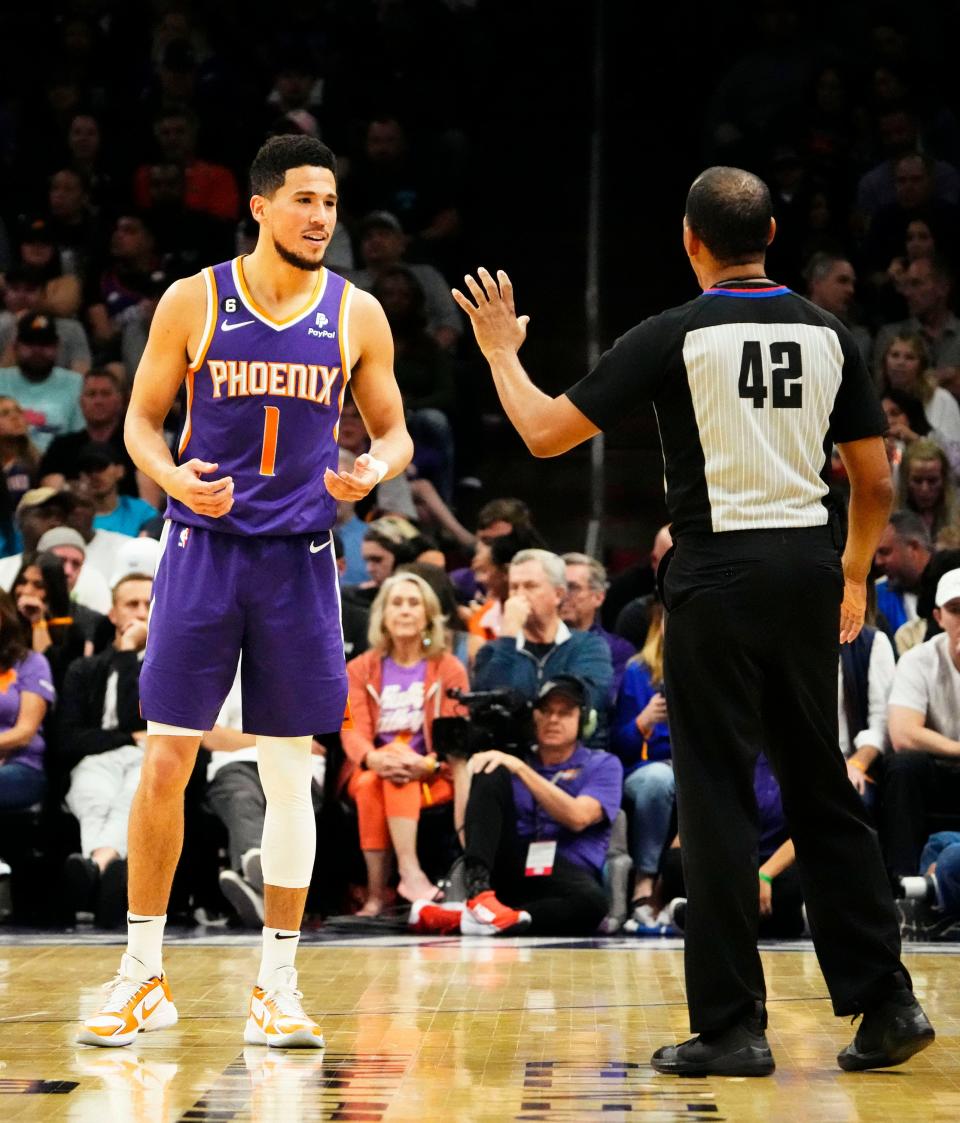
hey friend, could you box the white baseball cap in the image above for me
[110,537,160,589]
[935,568,960,608]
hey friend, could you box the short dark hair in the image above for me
[249,135,337,198]
[889,509,932,550]
[685,166,773,265]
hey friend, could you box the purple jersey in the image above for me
[167,257,354,536]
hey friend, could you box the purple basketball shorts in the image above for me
[140,521,347,736]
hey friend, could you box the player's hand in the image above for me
[452,268,529,359]
[324,453,383,501]
[164,459,234,518]
[840,576,866,644]
[469,750,523,776]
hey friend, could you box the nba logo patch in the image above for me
[178,527,191,549]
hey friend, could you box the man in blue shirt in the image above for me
[78,443,158,537]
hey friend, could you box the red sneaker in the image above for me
[408,900,466,934]
[461,891,532,936]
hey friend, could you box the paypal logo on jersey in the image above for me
[308,311,337,340]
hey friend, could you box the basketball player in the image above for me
[78,135,412,1048]
[452,168,934,1075]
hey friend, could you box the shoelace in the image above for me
[101,972,147,1012]
[264,984,309,1022]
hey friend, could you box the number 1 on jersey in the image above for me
[260,406,280,476]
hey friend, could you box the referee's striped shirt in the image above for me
[567,279,887,536]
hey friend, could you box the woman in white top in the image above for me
[879,332,960,454]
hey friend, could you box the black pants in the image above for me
[881,751,960,876]
[662,527,906,1034]
[464,767,609,935]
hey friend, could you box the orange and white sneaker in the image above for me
[461,891,532,936]
[244,966,324,1049]
[409,899,466,934]
[77,954,178,1047]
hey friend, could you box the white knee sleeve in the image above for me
[256,736,315,889]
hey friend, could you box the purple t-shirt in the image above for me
[755,753,787,861]
[512,744,624,877]
[375,657,427,755]
[0,651,55,772]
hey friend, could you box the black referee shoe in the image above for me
[651,1005,775,1077]
[837,985,935,1071]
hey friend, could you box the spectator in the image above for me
[611,601,674,924]
[449,498,547,606]
[874,511,933,634]
[62,112,117,216]
[414,676,622,937]
[337,397,418,522]
[331,530,370,661]
[333,449,370,586]
[206,667,325,929]
[14,216,82,319]
[36,525,111,621]
[39,368,144,499]
[60,573,152,925]
[76,443,157,537]
[342,115,460,268]
[141,161,233,276]
[472,549,613,747]
[85,214,163,360]
[46,167,103,282]
[610,524,674,647]
[856,107,960,218]
[896,832,960,941]
[351,211,462,350]
[133,109,240,223]
[659,755,804,940]
[896,439,958,541]
[0,268,91,373]
[879,332,960,452]
[63,491,130,588]
[0,396,41,510]
[344,516,427,607]
[838,622,896,807]
[0,315,83,452]
[874,257,960,393]
[0,589,55,813]
[0,488,76,588]
[884,569,960,878]
[340,572,469,916]
[397,560,484,672]
[561,552,635,696]
[372,266,456,502]
[12,552,86,692]
[803,252,872,364]
[465,532,516,642]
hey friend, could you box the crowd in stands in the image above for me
[1,2,960,945]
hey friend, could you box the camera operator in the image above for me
[412,676,623,936]
[473,549,612,746]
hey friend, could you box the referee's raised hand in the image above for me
[452,267,530,359]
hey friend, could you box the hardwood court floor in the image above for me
[0,933,956,1122]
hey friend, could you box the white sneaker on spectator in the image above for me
[242,849,263,894]
[219,870,264,927]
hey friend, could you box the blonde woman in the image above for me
[611,601,674,925]
[0,396,41,509]
[340,571,468,916]
[897,438,960,540]
[880,333,960,447]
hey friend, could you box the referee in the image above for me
[452,166,934,1076]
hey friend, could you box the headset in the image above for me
[536,674,598,741]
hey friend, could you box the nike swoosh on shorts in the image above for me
[309,539,330,554]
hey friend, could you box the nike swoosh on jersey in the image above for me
[221,319,255,332]
[309,539,330,554]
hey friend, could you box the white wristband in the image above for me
[359,454,389,484]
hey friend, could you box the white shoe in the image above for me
[77,954,178,1047]
[241,849,263,893]
[244,966,324,1049]
[219,869,264,927]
